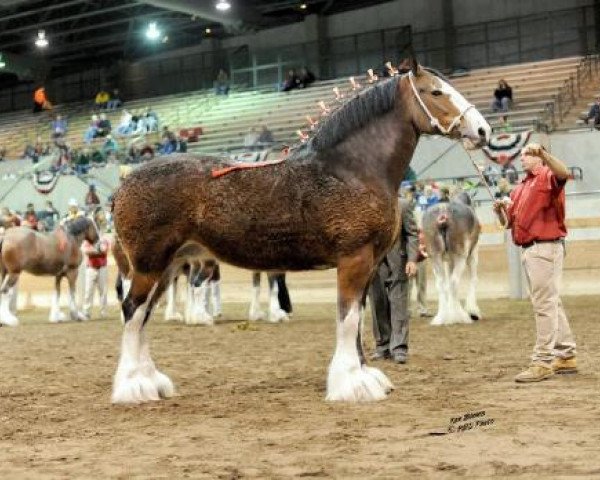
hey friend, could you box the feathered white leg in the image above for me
[210,280,222,318]
[248,273,265,321]
[268,277,288,323]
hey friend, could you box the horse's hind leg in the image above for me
[112,272,174,404]
[267,273,289,323]
[186,261,214,326]
[326,246,393,402]
[447,254,472,325]
[164,276,183,322]
[248,272,265,321]
[430,254,449,326]
[465,244,481,321]
[0,272,19,326]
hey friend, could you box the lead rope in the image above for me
[460,142,508,226]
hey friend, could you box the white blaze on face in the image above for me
[437,77,491,144]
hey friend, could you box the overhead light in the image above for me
[300,3,307,9]
[35,30,48,48]
[205,27,212,34]
[161,35,169,43]
[215,1,231,11]
[146,22,161,40]
[0,54,5,69]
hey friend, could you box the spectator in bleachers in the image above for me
[214,69,230,95]
[144,107,159,132]
[282,69,300,92]
[95,89,110,110]
[502,163,519,185]
[96,113,112,137]
[498,115,513,132]
[159,126,178,154]
[84,114,100,144]
[483,163,500,186]
[85,184,101,210]
[107,89,123,110]
[438,185,451,203]
[494,177,512,200]
[64,198,84,222]
[244,127,259,150]
[298,67,315,88]
[491,79,512,112]
[73,148,91,175]
[33,86,52,113]
[1,207,20,228]
[131,113,146,136]
[41,200,60,231]
[23,142,38,163]
[101,135,120,159]
[22,203,39,230]
[257,125,275,145]
[585,95,600,127]
[50,114,68,139]
[116,110,133,136]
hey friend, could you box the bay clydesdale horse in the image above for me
[110,58,490,404]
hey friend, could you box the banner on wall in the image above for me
[482,131,532,166]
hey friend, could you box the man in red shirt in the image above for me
[82,212,110,319]
[494,143,576,383]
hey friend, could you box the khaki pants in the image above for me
[83,266,108,317]
[522,242,576,364]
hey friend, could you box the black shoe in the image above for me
[370,351,391,361]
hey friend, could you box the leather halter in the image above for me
[407,71,474,135]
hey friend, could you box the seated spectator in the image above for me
[33,86,52,113]
[282,69,300,92]
[298,67,315,88]
[159,126,178,154]
[95,89,110,110]
[51,114,68,139]
[131,114,146,136]
[85,184,101,209]
[257,125,275,145]
[140,143,155,161]
[491,79,512,112]
[244,127,259,150]
[494,177,512,200]
[22,203,39,230]
[91,149,106,165]
[497,115,512,132]
[101,135,120,158]
[177,135,187,153]
[96,113,112,137]
[214,69,230,95]
[107,89,122,110]
[42,200,60,231]
[483,163,500,186]
[1,207,20,228]
[84,115,100,144]
[116,110,133,136]
[144,107,159,132]
[585,95,600,127]
[502,163,518,184]
[23,143,38,163]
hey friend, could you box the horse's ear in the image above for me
[408,55,420,76]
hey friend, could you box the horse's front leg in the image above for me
[326,245,394,402]
[164,277,183,322]
[0,272,19,326]
[248,272,265,321]
[66,268,87,321]
[49,275,67,323]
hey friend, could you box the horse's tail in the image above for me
[436,211,450,253]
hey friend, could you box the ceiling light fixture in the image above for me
[205,28,212,34]
[0,54,5,69]
[35,30,48,48]
[146,22,161,40]
[216,1,231,12]
[300,3,307,9]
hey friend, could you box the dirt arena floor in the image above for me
[2,283,600,478]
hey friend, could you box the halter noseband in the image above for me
[407,71,474,135]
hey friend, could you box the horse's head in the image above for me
[66,216,99,244]
[401,57,491,147]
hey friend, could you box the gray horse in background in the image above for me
[422,191,481,325]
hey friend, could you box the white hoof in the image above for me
[72,311,88,322]
[326,357,393,402]
[165,311,183,322]
[248,309,265,322]
[268,308,289,323]
[466,304,482,321]
[187,310,214,326]
[112,367,174,404]
[0,312,19,327]
[49,310,67,323]
[430,309,473,326]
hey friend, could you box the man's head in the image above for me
[89,184,96,192]
[26,203,34,212]
[520,144,544,173]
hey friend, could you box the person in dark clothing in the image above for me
[282,69,300,92]
[297,67,315,88]
[96,113,112,137]
[491,79,512,112]
[585,96,600,127]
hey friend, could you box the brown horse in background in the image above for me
[0,217,99,326]
[110,59,491,404]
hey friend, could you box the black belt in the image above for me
[521,238,564,249]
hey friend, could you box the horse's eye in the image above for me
[431,90,443,96]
